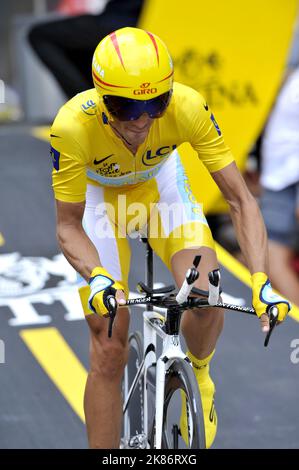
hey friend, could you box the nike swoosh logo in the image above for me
[93,154,114,165]
[50,134,61,138]
[204,103,209,111]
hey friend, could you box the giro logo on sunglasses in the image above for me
[134,82,157,95]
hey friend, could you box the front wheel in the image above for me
[121,331,144,448]
[149,358,206,449]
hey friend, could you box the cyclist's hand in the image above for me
[88,267,126,317]
[251,272,291,332]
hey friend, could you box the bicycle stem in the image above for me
[164,308,182,336]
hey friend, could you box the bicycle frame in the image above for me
[123,304,195,449]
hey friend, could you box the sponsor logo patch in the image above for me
[134,83,157,95]
[92,56,105,78]
[50,146,60,171]
[81,99,97,115]
[141,145,177,166]
[96,162,121,176]
[93,154,114,165]
[210,113,222,136]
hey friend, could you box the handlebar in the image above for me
[105,255,280,347]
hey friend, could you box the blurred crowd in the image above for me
[1,0,298,305]
[28,0,143,98]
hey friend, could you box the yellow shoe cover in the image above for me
[180,350,217,448]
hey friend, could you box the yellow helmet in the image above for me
[92,27,173,101]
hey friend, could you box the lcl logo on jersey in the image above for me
[142,145,177,166]
[134,82,158,95]
[81,99,97,115]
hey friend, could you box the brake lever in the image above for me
[106,296,117,338]
[264,305,279,347]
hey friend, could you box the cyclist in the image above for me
[50,27,291,448]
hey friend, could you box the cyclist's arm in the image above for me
[184,90,268,272]
[55,199,102,281]
[211,161,269,275]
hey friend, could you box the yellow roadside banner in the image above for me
[140,0,298,213]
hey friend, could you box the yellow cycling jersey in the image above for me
[50,82,234,203]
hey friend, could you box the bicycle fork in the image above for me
[155,335,187,449]
[143,311,157,445]
[143,310,188,449]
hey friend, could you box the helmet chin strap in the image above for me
[109,121,133,147]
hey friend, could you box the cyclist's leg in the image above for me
[84,307,130,449]
[151,245,221,449]
[148,149,222,448]
[82,180,160,448]
[78,183,131,448]
[171,247,222,448]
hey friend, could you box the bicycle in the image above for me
[106,237,279,449]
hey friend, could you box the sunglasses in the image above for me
[103,91,172,121]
